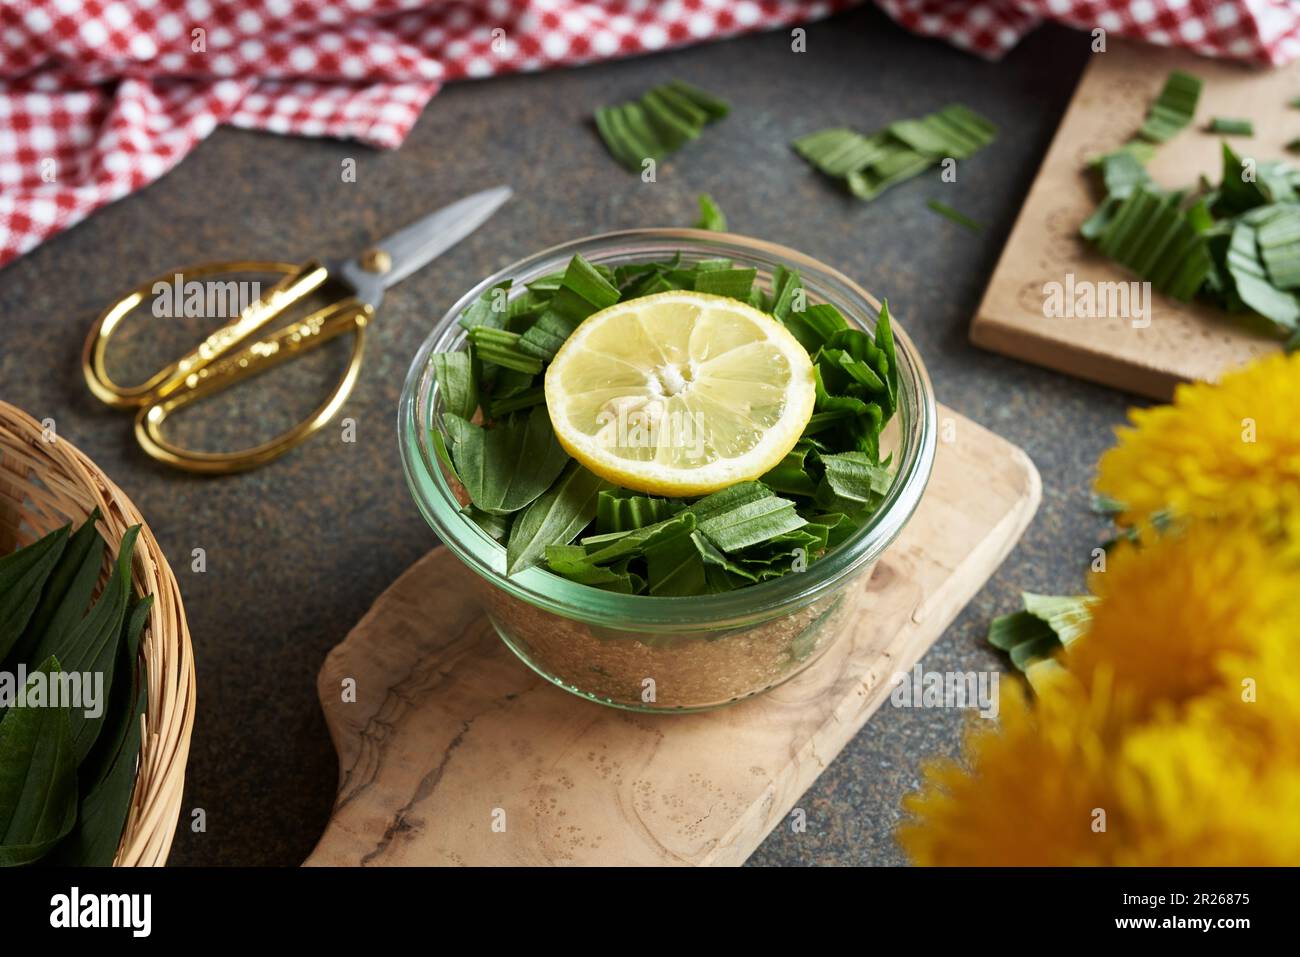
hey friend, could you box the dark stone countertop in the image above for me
[0,6,1130,866]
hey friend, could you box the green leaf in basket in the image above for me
[7,510,105,675]
[1137,70,1202,143]
[53,680,145,867]
[31,525,139,767]
[55,596,151,866]
[0,656,78,866]
[0,523,71,664]
[506,462,612,575]
[432,350,479,421]
[442,406,571,516]
[77,594,151,791]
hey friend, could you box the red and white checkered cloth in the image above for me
[2,1,1299,271]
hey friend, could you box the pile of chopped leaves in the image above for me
[432,253,901,595]
[1082,69,1300,349]
[0,513,150,866]
[792,104,997,200]
[594,81,730,171]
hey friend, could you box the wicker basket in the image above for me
[0,400,195,866]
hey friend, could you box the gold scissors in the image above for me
[82,186,511,475]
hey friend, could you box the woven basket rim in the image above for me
[0,400,195,866]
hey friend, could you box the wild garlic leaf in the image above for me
[506,463,612,574]
[0,656,77,866]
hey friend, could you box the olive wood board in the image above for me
[304,406,1040,867]
[971,39,1294,400]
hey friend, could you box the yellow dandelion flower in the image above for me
[900,521,1300,865]
[898,679,1124,866]
[900,678,1300,866]
[1068,523,1300,730]
[1095,351,1300,545]
[1115,714,1300,866]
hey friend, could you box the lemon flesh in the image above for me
[543,290,816,497]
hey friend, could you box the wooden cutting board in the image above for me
[971,39,1296,400]
[304,406,1039,867]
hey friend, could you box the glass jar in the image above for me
[399,229,936,712]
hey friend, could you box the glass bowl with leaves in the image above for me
[399,230,936,712]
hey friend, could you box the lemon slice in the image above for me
[544,290,816,497]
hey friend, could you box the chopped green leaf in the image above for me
[1137,70,1202,143]
[694,193,727,231]
[1208,117,1253,136]
[926,199,982,232]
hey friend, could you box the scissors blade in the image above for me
[344,186,512,299]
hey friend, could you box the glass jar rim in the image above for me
[398,228,937,631]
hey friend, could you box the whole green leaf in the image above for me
[0,524,70,663]
[8,511,104,674]
[507,462,612,574]
[78,594,151,791]
[54,679,146,867]
[32,525,140,766]
[0,656,77,866]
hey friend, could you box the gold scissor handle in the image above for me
[82,260,372,474]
